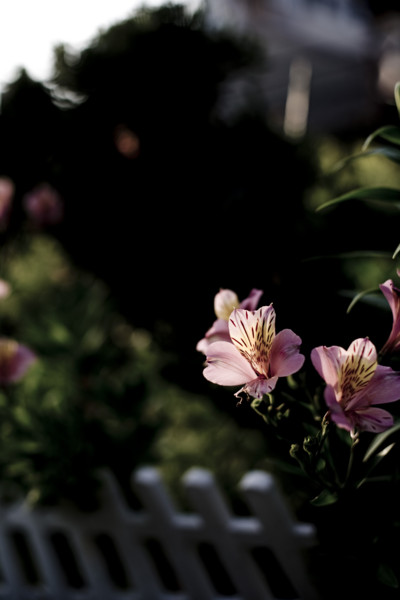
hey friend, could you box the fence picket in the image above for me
[0,467,319,600]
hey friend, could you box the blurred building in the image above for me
[204,0,390,136]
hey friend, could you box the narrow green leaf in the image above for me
[303,251,392,262]
[393,242,400,259]
[395,81,400,116]
[376,442,396,458]
[363,420,400,462]
[332,147,400,173]
[340,290,387,311]
[310,488,338,506]
[362,146,400,164]
[316,187,400,212]
[360,444,397,485]
[345,287,380,314]
[362,125,400,150]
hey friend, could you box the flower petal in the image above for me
[380,279,400,353]
[346,337,377,367]
[239,375,279,400]
[214,289,239,320]
[352,364,400,406]
[0,279,10,299]
[196,319,230,354]
[228,306,275,376]
[311,345,346,388]
[338,338,377,403]
[324,385,353,431]
[380,279,400,322]
[353,406,394,433]
[269,329,305,377]
[239,289,263,311]
[0,340,36,384]
[203,341,256,386]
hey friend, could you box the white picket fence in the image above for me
[0,467,320,600]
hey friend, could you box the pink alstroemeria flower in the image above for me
[0,177,14,230]
[196,288,263,354]
[379,278,400,355]
[311,338,400,434]
[203,305,305,400]
[23,183,63,227]
[0,279,10,300]
[0,339,36,385]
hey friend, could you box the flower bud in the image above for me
[214,289,239,320]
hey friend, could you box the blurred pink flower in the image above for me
[379,277,400,355]
[23,183,63,227]
[197,288,263,354]
[114,125,140,159]
[0,279,10,300]
[0,177,14,229]
[203,305,305,400]
[311,338,400,434]
[0,339,36,385]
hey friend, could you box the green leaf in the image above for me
[304,250,393,262]
[361,146,400,164]
[393,242,400,260]
[332,147,400,173]
[363,420,400,462]
[316,187,400,212]
[362,125,400,150]
[344,287,381,313]
[339,289,387,313]
[395,81,400,117]
[310,488,338,506]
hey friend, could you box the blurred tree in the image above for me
[1,2,400,508]
[51,5,315,357]
[366,0,400,15]
[0,70,61,235]
[1,4,318,396]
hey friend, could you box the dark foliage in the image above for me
[0,5,318,393]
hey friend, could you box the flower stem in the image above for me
[342,431,360,488]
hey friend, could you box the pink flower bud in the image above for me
[23,183,63,227]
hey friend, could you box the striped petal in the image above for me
[239,289,264,311]
[380,279,400,354]
[350,364,400,408]
[352,407,394,433]
[338,338,377,406]
[228,306,275,377]
[242,375,279,399]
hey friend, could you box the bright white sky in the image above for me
[0,0,201,92]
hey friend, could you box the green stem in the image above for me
[312,412,330,465]
[342,431,360,488]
